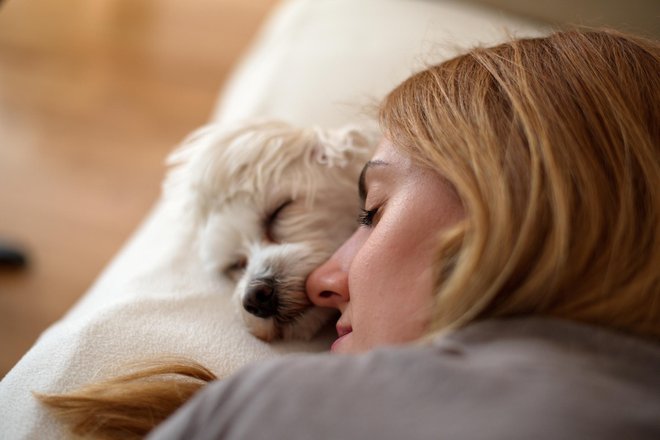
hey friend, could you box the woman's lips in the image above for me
[336,325,352,337]
[331,325,353,352]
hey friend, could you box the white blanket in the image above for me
[0,1,543,438]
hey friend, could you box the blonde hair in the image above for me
[380,29,660,339]
[35,359,216,439]
[38,29,660,438]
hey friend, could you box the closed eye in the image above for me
[224,256,247,282]
[265,199,293,242]
[357,207,378,227]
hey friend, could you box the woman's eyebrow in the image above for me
[359,159,389,202]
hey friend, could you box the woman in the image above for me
[40,28,660,439]
[307,27,660,353]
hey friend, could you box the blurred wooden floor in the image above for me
[0,0,278,376]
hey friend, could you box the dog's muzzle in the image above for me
[243,278,278,318]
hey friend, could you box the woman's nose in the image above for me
[306,246,351,310]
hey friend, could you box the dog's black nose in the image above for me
[243,278,278,318]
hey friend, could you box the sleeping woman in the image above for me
[39,28,660,440]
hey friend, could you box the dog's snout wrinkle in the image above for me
[243,278,278,318]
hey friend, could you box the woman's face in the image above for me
[306,140,465,353]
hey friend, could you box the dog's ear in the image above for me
[311,123,380,167]
[161,124,227,223]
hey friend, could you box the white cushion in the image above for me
[0,1,544,438]
[213,0,544,127]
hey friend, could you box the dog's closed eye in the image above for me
[264,199,293,243]
[224,257,247,281]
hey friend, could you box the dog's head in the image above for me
[167,120,377,341]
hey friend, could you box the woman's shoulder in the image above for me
[149,317,660,440]
[437,316,660,376]
[260,316,660,390]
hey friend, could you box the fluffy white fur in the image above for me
[167,120,377,341]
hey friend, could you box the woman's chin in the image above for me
[330,331,354,353]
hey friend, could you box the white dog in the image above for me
[167,120,377,341]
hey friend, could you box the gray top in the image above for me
[148,317,660,440]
